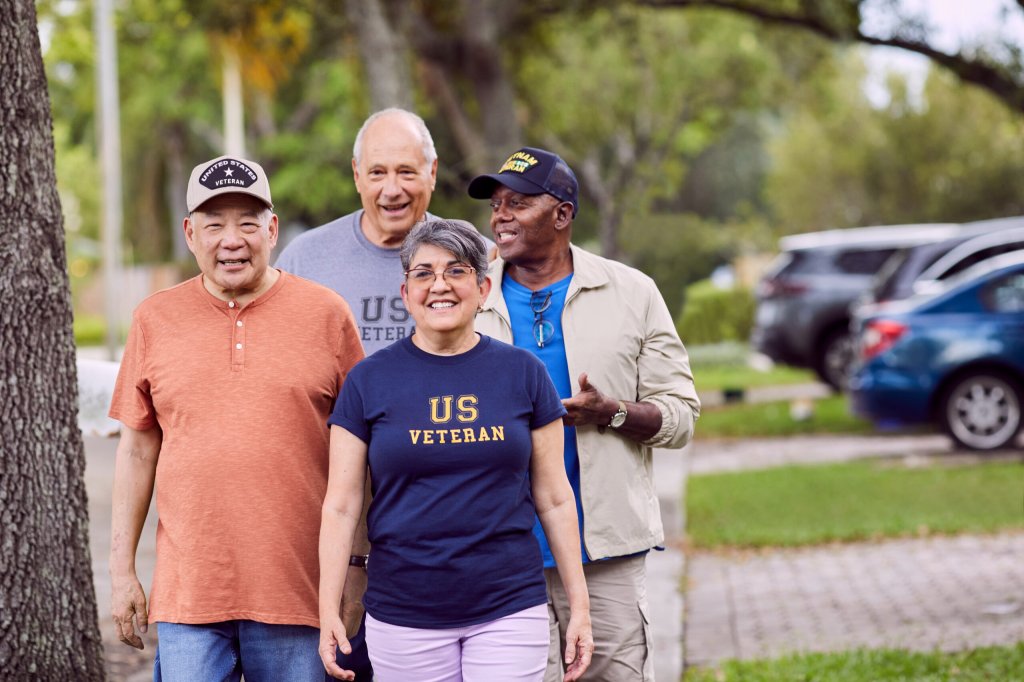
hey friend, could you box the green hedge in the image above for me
[676,279,755,345]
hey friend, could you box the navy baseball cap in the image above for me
[468,147,579,217]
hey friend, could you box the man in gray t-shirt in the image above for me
[276,108,490,356]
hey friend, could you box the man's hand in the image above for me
[319,613,356,680]
[341,564,368,637]
[561,373,615,427]
[111,572,149,649]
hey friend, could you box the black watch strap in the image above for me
[349,554,369,569]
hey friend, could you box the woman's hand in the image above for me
[562,609,594,681]
[319,614,356,680]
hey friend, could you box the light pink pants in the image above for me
[365,604,548,682]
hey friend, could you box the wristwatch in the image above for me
[608,400,628,429]
[349,554,369,569]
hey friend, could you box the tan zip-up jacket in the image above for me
[475,244,700,560]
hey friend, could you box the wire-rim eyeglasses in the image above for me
[404,265,476,288]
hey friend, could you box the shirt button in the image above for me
[235,343,242,350]
[236,321,243,327]
[228,301,236,308]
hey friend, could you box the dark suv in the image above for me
[752,224,961,389]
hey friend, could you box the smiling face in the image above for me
[488,185,570,266]
[353,114,438,248]
[184,193,278,302]
[401,243,490,341]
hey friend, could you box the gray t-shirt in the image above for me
[275,210,491,356]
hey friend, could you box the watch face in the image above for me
[610,411,627,428]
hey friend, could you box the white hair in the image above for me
[352,108,437,166]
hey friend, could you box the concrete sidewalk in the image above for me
[685,532,1024,666]
[682,434,1024,672]
[85,430,1023,680]
[84,436,691,681]
[85,436,158,681]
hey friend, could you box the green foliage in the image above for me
[41,0,366,265]
[697,395,874,438]
[40,0,1024,281]
[687,459,1024,548]
[625,212,774,316]
[516,6,804,248]
[766,51,1024,233]
[684,643,1024,681]
[676,279,755,345]
[73,314,107,347]
[261,58,366,228]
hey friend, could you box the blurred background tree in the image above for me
[39,0,1024,342]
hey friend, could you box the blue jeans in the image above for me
[154,620,324,682]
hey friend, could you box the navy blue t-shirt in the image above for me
[329,334,566,628]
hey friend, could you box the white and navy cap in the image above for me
[186,155,274,213]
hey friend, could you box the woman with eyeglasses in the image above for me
[317,219,593,682]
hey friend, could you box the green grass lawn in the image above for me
[694,364,817,391]
[684,643,1024,681]
[686,342,818,391]
[696,395,876,438]
[687,459,1024,548]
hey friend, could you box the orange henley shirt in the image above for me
[109,272,364,627]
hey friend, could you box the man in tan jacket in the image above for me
[470,147,700,681]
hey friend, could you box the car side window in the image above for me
[834,248,896,275]
[941,243,1024,279]
[980,272,1024,312]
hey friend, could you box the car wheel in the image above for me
[941,373,1022,451]
[815,329,855,392]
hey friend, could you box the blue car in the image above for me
[850,251,1024,450]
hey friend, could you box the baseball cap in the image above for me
[467,147,579,217]
[186,155,274,213]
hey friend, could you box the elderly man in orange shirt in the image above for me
[108,155,365,682]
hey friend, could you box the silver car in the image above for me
[753,223,961,390]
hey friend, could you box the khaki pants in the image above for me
[544,554,654,681]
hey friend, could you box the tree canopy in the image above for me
[39,0,1024,317]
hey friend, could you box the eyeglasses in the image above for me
[531,290,554,348]
[404,265,476,288]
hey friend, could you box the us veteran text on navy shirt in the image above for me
[329,334,566,628]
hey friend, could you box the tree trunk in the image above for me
[578,153,624,260]
[221,41,246,156]
[164,125,190,262]
[345,0,414,111]
[0,0,106,678]
[461,0,521,169]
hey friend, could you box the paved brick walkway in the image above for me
[685,532,1024,666]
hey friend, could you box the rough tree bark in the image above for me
[0,0,106,678]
